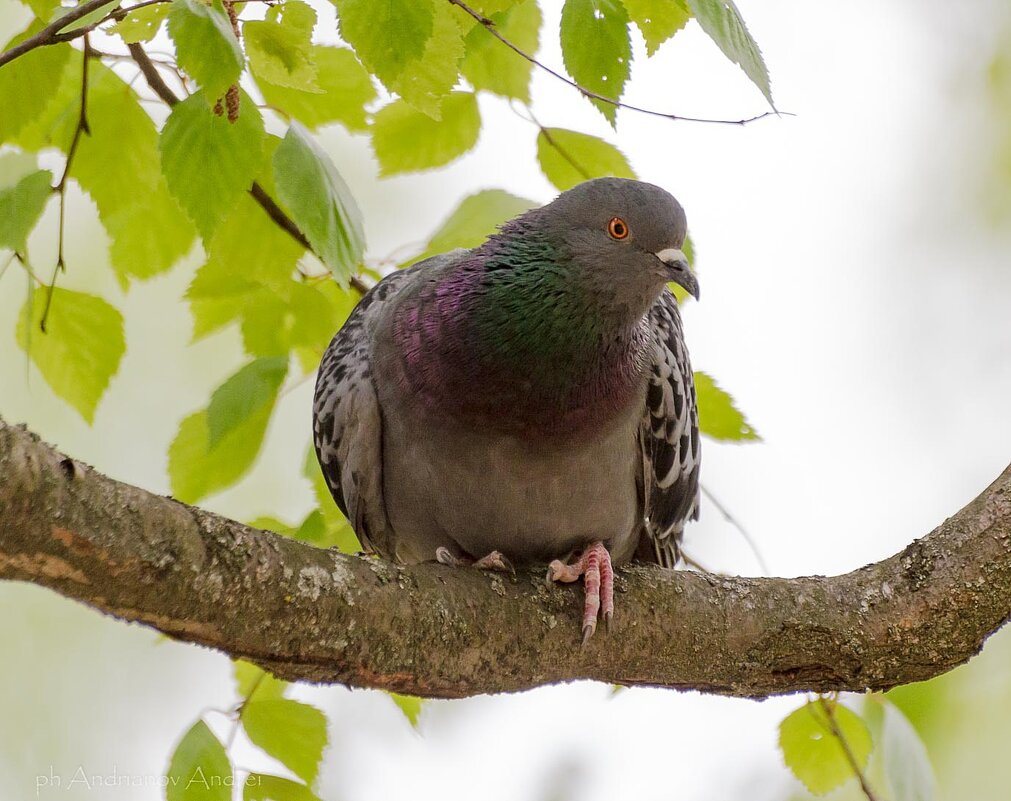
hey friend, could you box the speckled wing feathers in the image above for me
[312,264,427,557]
[639,291,701,568]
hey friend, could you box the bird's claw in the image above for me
[436,546,514,575]
[546,542,615,643]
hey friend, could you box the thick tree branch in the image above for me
[1,416,1010,699]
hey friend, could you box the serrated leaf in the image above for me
[623,0,690,56]
[536,127,635,191]
[334,0,434,87]
[372,92,480,175]
[685,0,773,106]
[245,1,319,91]
[0,25,71,144]
[161,91,265,239]
[272,123,365,283]
[779,700,873,796]
[207,357,288,447]
[168,0,244,99]
[389,0,465,119]
[694,371,758,441]
[0,169,52,252]
[166,721,232,801]
[412,189,536,264]
[245,775,322,801]
[258,46,375,132]
[881,701,935,801]
[559,0,630,126]
[68,63,195,284]
[234,661,288,701]
[168,401,274,503]
[15,289,125,424]
[110,2,172,42]
[242,699,328,785]
[389,693,425,727]
[461,0,540,102]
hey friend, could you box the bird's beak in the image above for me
[655,247,699,300]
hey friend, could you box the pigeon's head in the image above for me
[536,177,698,304]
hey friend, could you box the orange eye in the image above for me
[607,217,629,240]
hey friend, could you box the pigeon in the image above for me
[313,177,700,642]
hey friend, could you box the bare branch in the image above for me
[2,416,1010,699]
[448,0,784,127]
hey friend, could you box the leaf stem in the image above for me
[41,35,92,334]
[816,696,881,801]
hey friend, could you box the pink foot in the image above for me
[547,542,614,644]
[436,546,514,575]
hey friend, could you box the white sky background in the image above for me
[2,1,1011,800]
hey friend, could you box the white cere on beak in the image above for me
[654,248,688,267]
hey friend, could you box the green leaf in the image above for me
[67,63,195,285]
[168,401,275,503]
[536,127,635,191]
[881,701,935,801]
[272,123,365,283]
[207,357,288,447]
[0,169,52,252]
[245,1,319,91]
[0,25,71,144]
[110,2,172,43]
[372,92,481,176]
[245,775,322,801]
[623,0,690,56]
[389,0,466,119]
[234,661,288,701]
[25,0,60,21]
[334,0,434,87]
[258,46,375,132]
[15,289,125,424]
[389,693,425,727]
[461,0,540,102]
[412,189,536,264]
[693,371,758,441]
[242,699,328,785]
[168,0,244,99]
[160,91,265,239]
[559,0,631,126]
[779,700,873,796]
[166,721,232,801]
[684,0,773,106]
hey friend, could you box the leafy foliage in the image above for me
[371,92,481,175]
[779,699,873,796]
[536,127,635,191]
[560,0,631,126]
[15,289,125,424]
[166,721,232,801]
[694,371,759,441]
[0,166,51,252]
[242,699,328,785]
[168,0,244,100]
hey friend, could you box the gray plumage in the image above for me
[313,177,700,573]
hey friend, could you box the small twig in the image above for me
[0,0,121,68]
[816,697,881,801]
[41,35,92,334]
[448,0,783,126]
[0,251,16,283]
[699,484,770,576]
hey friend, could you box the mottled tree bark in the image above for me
[1,417,1009,698]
